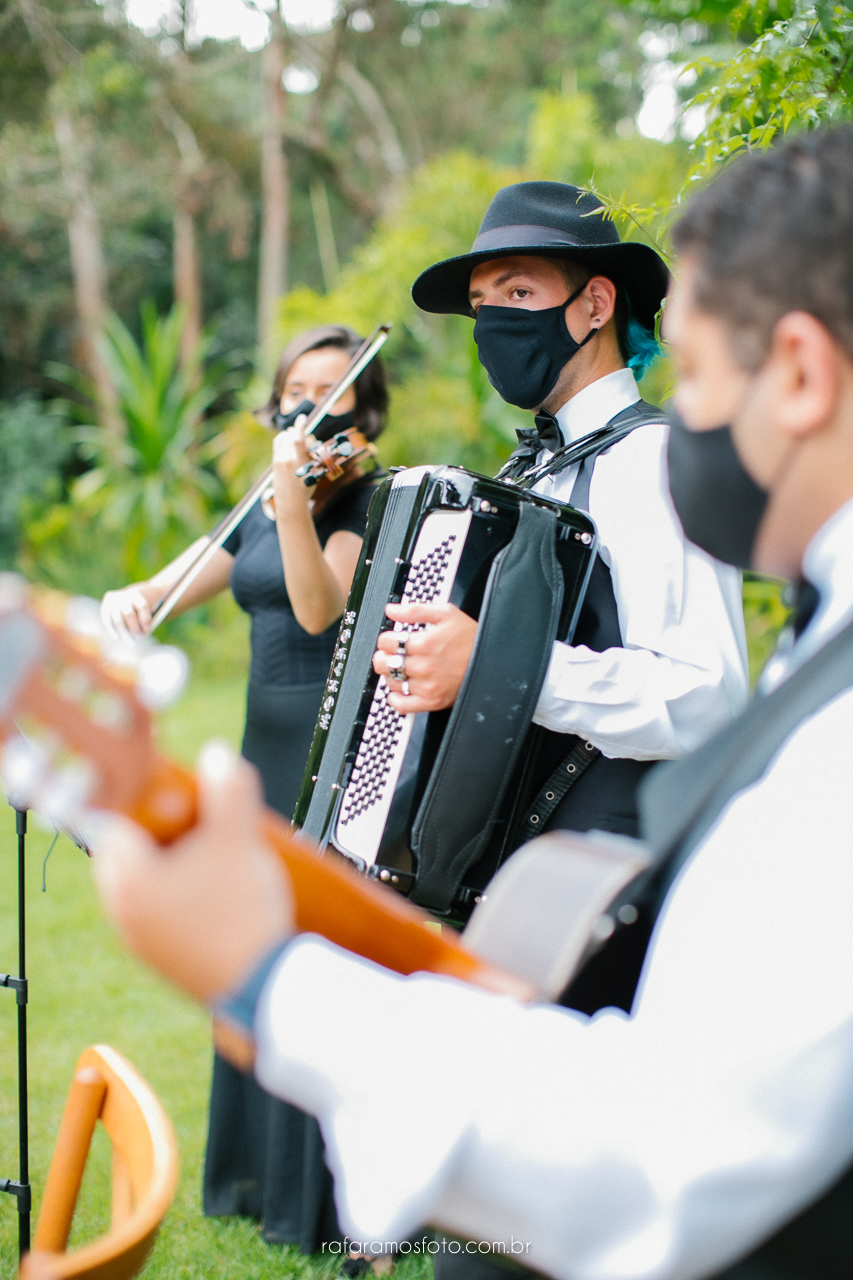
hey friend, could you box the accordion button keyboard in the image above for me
[334,509,473,865]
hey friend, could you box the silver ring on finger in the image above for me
[386,654,406,678]
[396,634,408,655]
[401,680,411,697]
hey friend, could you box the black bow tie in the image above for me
[532,410,563,452]
[510,412,562,458]
[501,412,565,481]
[792,578,820,639]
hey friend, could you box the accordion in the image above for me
[293,465,597,921]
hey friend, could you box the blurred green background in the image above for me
[3,0,846,1270]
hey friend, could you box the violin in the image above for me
[259,420,380,523]
[149,324,391,632]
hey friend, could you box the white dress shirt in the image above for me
[532,369,748,759]
[255,497,853,1280]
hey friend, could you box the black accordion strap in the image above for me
[409,501,565,912]
[517,737,599,844]
[498,399,664,489]
[513,412,660,841]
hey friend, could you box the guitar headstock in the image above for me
[0,574,537,1009]
[0,574,195,847]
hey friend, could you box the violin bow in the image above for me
[149,323,392,633]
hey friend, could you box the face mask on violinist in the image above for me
[472,283,596,410]
[666,407,768,570]
[272,398,358,442]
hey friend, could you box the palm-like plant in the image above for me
[71,301,230,578]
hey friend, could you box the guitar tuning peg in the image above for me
[102,631,148,673]
[36,759,94,830]
[136,645,190,710]
[65,595,106,642]
[1,735,47,811]
[0,574,27,616]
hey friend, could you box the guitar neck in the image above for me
[137,754,534,1001]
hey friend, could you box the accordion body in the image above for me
[293,465,597,920]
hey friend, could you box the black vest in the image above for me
[533,415,659,851]
[536,417,659,1014]
[637,616,853,1278]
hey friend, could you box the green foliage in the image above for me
[22,303,230,592]
[742,573,791,685]
[380,333,520,476]
[557,0,853,336]
[18,499,126,601]
[527,89,689,211]
[685,1,853,179]
[0,394,71,568]
[277,152,521,359]
[276,152,529,472]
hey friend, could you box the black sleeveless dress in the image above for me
[203,481,374,1249]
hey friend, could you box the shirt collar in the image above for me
[553,368,641,447]
[760,494,853,692]
[799,494,853,648]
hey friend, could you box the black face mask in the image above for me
[272,399,358,442]
[666,409,768,569]
[473,284,596,410]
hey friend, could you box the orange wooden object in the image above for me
[20,1045,179,1280]
[2,593,532,1001]
[32,1067,107,1253]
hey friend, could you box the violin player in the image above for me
[101,324,388,1255]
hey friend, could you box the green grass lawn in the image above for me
[0,584,788,1278]
[0,672,429,1280]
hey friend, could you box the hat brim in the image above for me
[412,241,670,332]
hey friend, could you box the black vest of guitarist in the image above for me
[633,613,853,1280]
[437,605,853,1280]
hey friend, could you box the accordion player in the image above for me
[293,464,596,923]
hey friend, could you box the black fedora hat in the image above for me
[412,180,670,331]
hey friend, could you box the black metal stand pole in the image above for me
[1,806,31,1256]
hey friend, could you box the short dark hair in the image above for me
[261,324,388,440]
[672,126,853,370]
[549,257,659,379]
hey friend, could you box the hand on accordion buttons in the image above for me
[373,602,478,712]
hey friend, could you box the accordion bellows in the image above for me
[293,465,596,920]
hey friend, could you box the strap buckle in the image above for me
[519,738,600,843]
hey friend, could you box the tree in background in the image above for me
[4,0,850,636]
[271,86,684,473]
[21,302,230,593]
[257,4,290,362]
[7,0,129,428]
